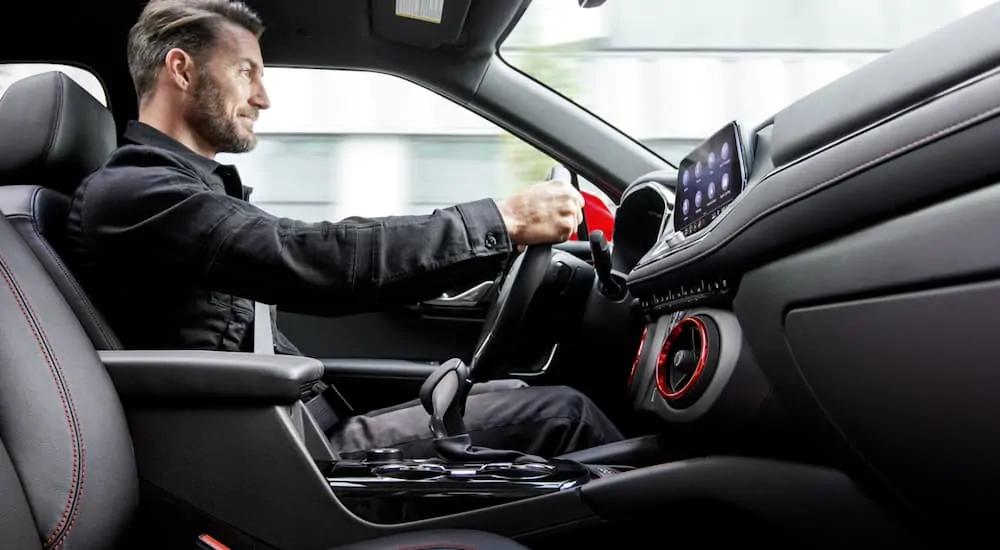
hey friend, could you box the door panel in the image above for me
[277,308,483,363]
[277,241,594,363]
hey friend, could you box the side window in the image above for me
[218,68,609,222]
[0,63,107,106]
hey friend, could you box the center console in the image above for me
[100,349,919,549]
[322,452,603,523]
[614,122,774,428]
[318,356,623,523]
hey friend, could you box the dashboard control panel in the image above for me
[638,275,738,314]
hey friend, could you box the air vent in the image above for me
[655,315,720,408]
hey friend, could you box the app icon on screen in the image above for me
[721,172,730,192]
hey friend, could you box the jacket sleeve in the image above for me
[84,162,513,317]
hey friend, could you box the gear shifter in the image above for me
[419,358,545,463]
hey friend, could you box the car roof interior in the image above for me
[0,0,534,152]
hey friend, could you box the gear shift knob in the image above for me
[420,358,546,463]
[419,358,470,438]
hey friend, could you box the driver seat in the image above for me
[0,75,529,550]
[0,71,122,350]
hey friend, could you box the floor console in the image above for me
[319,448,619,523]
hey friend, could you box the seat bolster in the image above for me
[0,185,121,350]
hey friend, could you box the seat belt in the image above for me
[252,302,275,355]
[254,302,341,430]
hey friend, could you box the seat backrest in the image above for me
[0,71,121,350]
[0,204,138,548]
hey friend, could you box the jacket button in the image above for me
[484,233,498,249]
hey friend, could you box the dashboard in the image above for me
[607,4,1000,544]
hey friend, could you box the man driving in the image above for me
[64,0,623,459]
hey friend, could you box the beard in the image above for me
[186,69,257,154]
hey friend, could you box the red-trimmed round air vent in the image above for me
[628,327,648,390]
[655,316,720,408]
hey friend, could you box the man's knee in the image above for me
[535,385,601,416]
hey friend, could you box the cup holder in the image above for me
[368,461,557,482]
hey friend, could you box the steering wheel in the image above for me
[468,244,552,382]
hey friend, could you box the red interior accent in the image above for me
[628,327,648,389]
[568,190,615,241]
[198,535,231,550]
[655,317,709,400]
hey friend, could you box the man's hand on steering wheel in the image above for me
[496,179,585,248]
[469,180,586,382]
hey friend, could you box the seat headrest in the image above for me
[0,71,116,195]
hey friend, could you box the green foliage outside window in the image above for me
[501,46,580,192]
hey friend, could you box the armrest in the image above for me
[322,358,437,380]
[100,350,323,404]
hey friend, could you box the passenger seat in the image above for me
[0,71,121,350]
[0,72,528,550]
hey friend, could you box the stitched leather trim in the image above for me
[0,255,85,548]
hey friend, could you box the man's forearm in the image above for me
[207,198,513,316]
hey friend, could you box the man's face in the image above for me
[186,22,270,154]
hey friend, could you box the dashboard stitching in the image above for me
[630,99,1000,283]
[759,66,1000,187]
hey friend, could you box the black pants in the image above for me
[327,380,624,459]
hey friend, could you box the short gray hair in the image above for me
[127,0,264,100]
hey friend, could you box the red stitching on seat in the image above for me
[0,255,85,549]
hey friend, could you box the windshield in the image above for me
[500,0,996,163]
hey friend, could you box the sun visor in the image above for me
[371,0,472,48]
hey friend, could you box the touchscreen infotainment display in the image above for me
[673,121,748,236]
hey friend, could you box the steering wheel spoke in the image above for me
[469,244,553,381]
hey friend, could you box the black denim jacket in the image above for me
[64,121,513,352]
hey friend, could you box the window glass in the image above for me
[218,69,588,222]
[500,0,996,162]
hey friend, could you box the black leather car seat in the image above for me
[0,71,122,350]
[0,72,529,550]
[0,207,530,550]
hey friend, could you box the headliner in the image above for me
[0,0,533,131]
